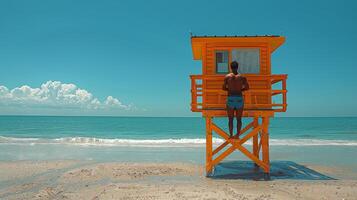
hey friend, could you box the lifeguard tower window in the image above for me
[215,51,229,74]
[232,48,260,74]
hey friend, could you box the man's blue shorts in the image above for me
[226,95,244,109]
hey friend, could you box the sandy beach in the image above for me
[1,161,357,200]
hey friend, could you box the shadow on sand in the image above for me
[210,161,336,181]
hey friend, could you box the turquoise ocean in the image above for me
[0,116,357,170]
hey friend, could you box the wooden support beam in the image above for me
[261,117,270,173]
[212,145,236,166]
[212,120,259,146]
[212,141,229,156]
[240,120,254,135]
[205,117,213,174]
[258,132,262,153]
[211,122,230,140]
[209,117,271,175]
[239,125,261,145]
[212,138,268,171]
[211,120,260,159]
[252,117,259,160]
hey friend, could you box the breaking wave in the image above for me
[1,136,357,147]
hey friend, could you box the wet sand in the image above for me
[1,161,357,200]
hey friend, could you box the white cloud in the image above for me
[0,80,131,110]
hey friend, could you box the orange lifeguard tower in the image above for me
[189,35,287,180]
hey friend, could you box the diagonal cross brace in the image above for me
[210,122,268,171]
[212,121,255,156]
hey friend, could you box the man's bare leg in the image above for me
[227,108,235,138]
[235,108,243,139]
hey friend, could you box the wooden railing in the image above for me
[190,74,287,112]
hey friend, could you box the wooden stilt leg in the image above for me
[261,117,270,180]
[252,117,259,168]
[204,114,272,180]
[205,117,213,176]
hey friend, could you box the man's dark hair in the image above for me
[230,61,239,70]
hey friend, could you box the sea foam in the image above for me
[1,136,357,147]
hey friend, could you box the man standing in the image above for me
[222,61,249,139]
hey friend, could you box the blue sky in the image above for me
[0,0,356,117]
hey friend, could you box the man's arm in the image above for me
[222,76,228,91]
[242,77,249,91]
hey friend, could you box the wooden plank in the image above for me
[203,109,275,118]
[212,141,229,156]
[258,132,262,153]
[189,74,287,115]
[211,122,230,140]
[261,117,270,173]
[239,126,261,145]
[240,120,254,135]
[203,103,285,108]
[206,117,213,174]
[212,145,236,166]
[252,118,259,158]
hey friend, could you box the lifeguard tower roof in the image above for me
[191,35,285,60]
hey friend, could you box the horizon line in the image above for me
[0,114,356,118]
